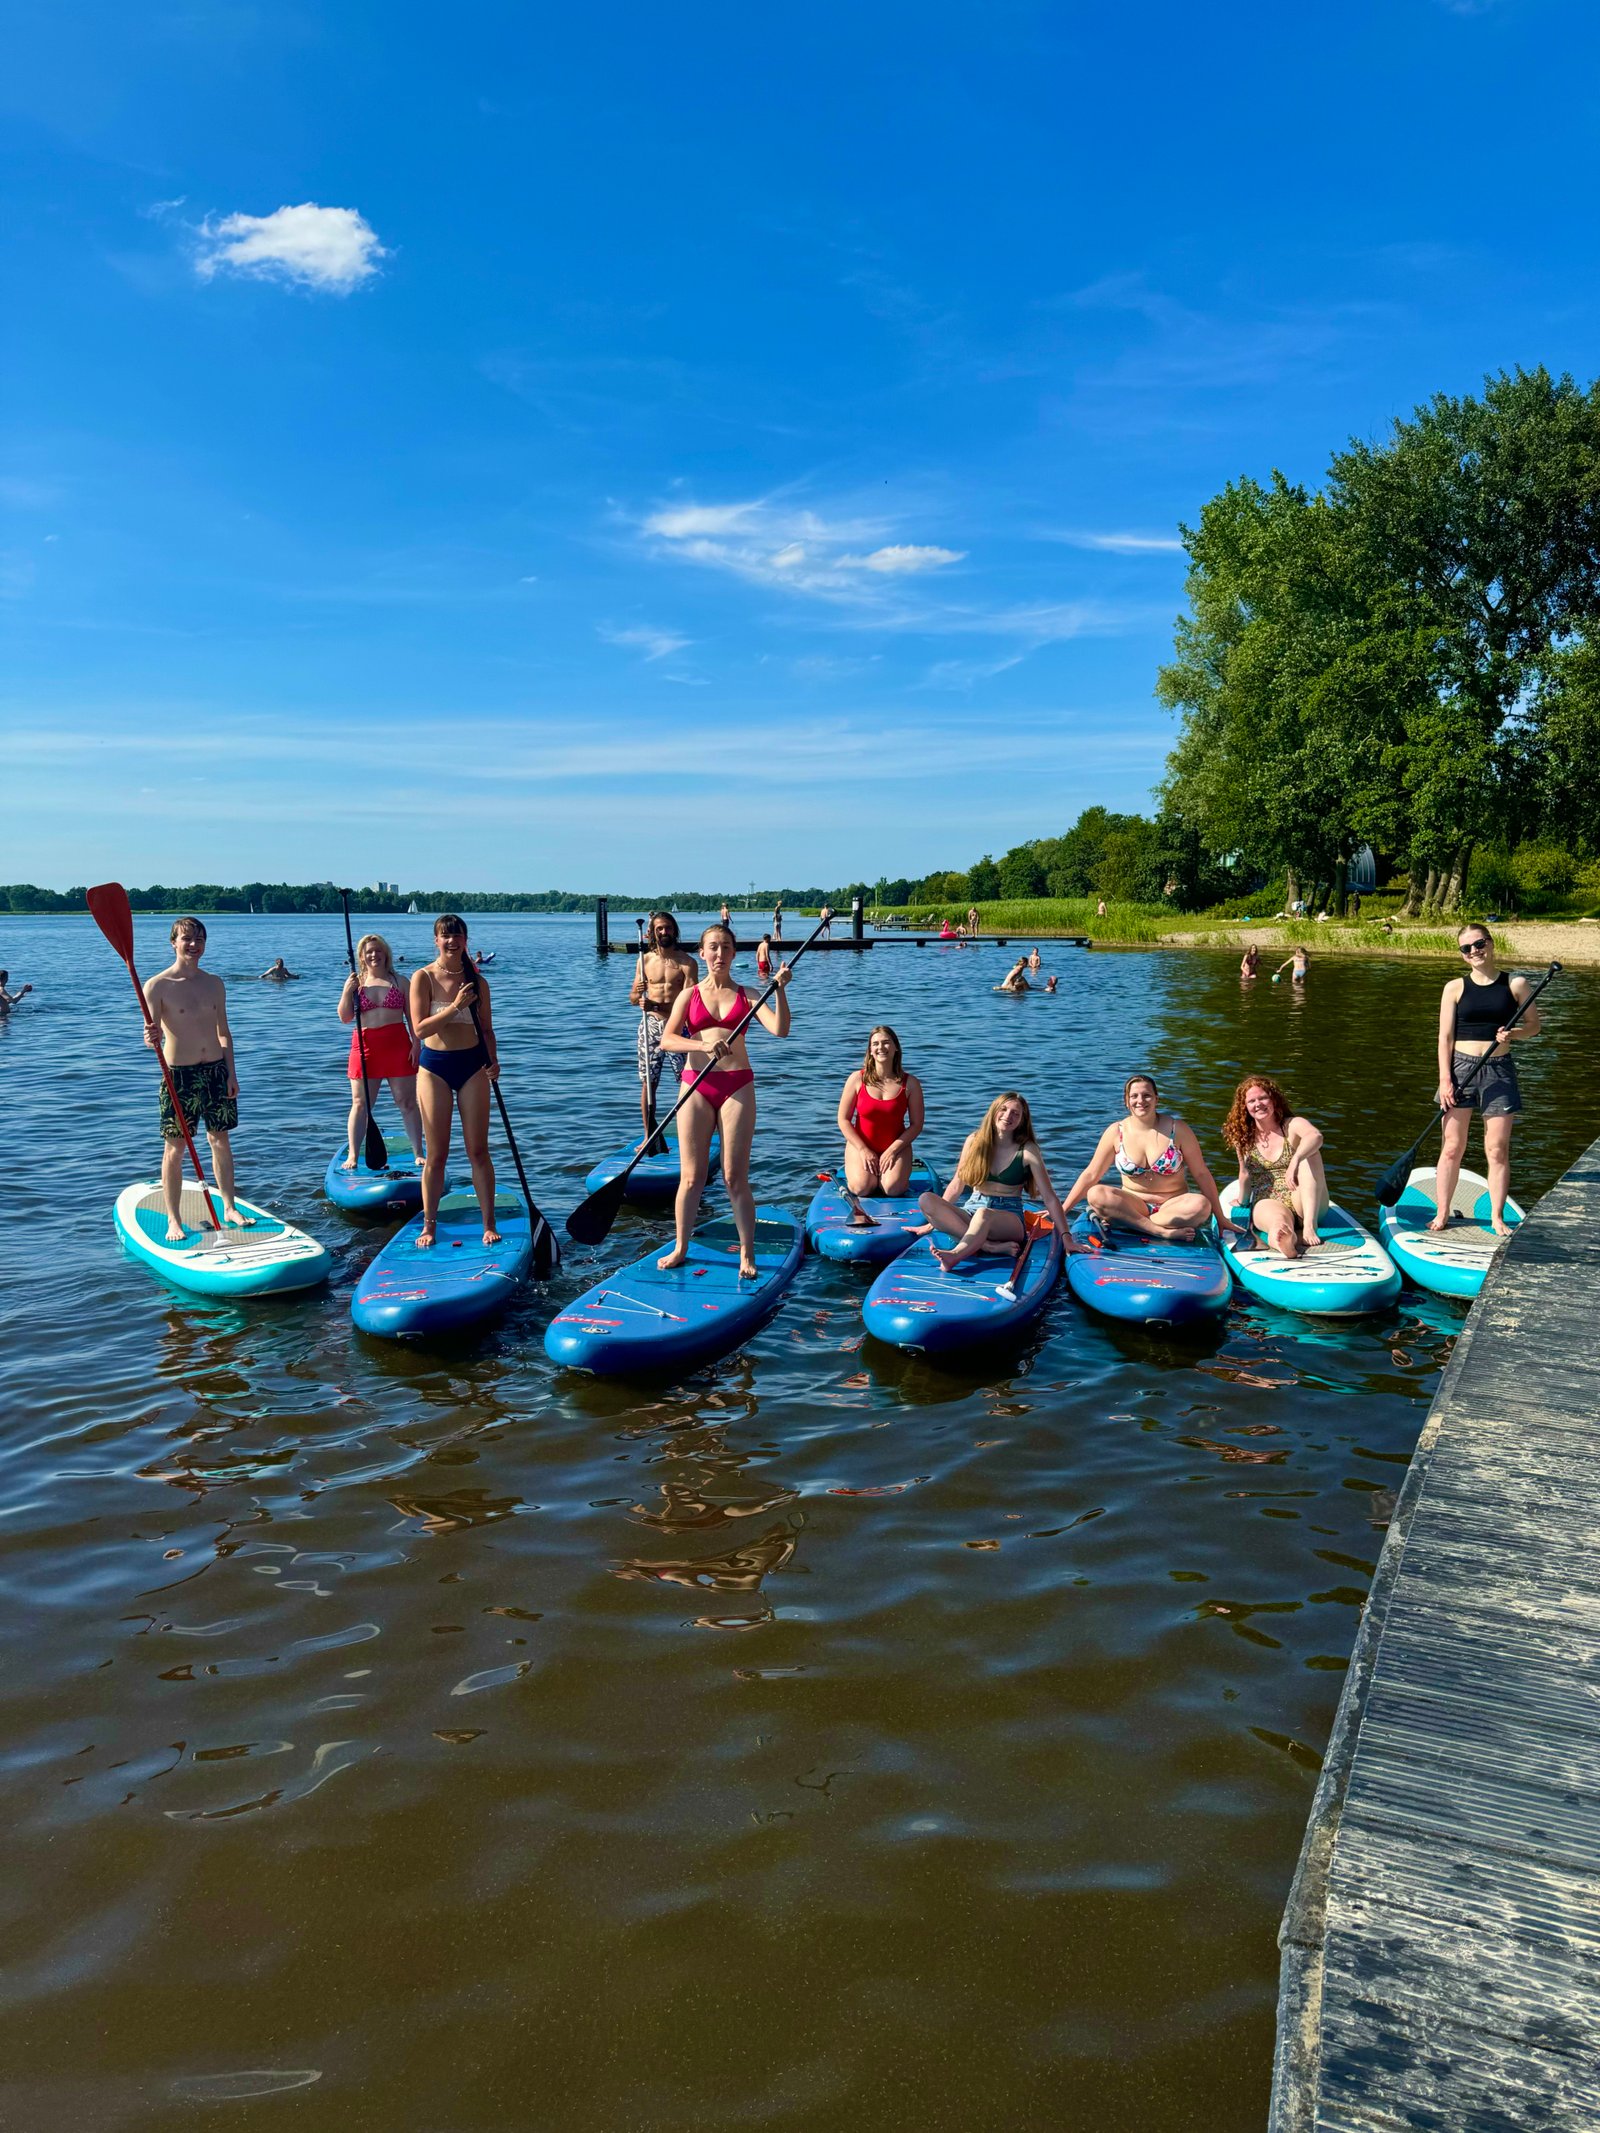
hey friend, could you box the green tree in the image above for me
[964,854,1001,901]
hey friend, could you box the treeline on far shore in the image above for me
[0,882,850,917]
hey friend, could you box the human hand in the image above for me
[227,1073,239,1100]
[142,1023,157,1049]
[1495,1025,1513,1047]
[774,963,792,987]
[1438,1081,1457,1110]
[863,1149,880,1180]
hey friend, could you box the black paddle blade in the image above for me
[363,1113,388,1170]
[565,1170,629,1247]
[1374,1156,1413,1208]
[530,1214,561,1278]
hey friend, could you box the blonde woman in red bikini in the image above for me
[836,1025,924,1198]
[338,933,423,1170]
[656,920,795,1278]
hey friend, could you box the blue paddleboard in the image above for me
[323,1135,435,1214]
[1066,1212,1231,1326]
[351,1190,532,1337]
[1218,1182,1400,1316]
[861,1224,1063,1354]
[545,1208,803,1377]
[582,1130,717,1205]
[114,1182,331,1299]
[805,1158,939,1265]
[1377,1166,1523,1301]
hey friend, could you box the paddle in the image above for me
[1375,959,1560,1208]
[87,882,220,1232]
[341,891,389,1171]
[453,960,560,1277]
[567,908,834,1246]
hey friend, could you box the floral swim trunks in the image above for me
[159,1056,238,1139]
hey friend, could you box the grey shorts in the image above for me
[965,1191,1025,1216]
[1451,1050,1522,1118]
[637,1012,683,1095]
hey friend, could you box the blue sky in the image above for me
[5,0,1598,892]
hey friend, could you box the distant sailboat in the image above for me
[407,899,418,913]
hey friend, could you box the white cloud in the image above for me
[195,203,387,292]
[844,544,965,574]
[1049,531,1185,555]
[598,622,691,662]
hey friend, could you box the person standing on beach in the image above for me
[629,911,697,1144]
[142,917,251,1242]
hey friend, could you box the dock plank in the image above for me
[1272,1131,1600,2133]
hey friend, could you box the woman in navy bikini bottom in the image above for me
[655,919,798,1279]
[408,912,502,1249]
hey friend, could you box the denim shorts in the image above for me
[965,1191,1025,1215]
[1451,1050,1522,1118]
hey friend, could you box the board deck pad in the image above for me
[805,1158,939,1264]
[324,1135,438,1213]
[1378,1167,1523,1301]
[861,1224,1063,1353]
[546,1207,803,1377]
[114,1183,331,1298]
[1218,1182,1401,1316]
[351,1190,533,1337]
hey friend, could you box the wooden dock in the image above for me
[1272,1132,1600,2131]
[604,934,1090,954]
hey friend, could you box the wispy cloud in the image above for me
[1046,530,1184,555]
[844,543,965,574]
[639,493,963,604]
[194,203,387,292]
[598,622,691,662]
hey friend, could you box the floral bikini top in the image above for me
[1115,1115,1184,1178]
[358,981,406,1011]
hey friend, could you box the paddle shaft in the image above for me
[341,892,388,1170]
[1378,961,1559,1198]
[88,886,220,1230]
[454,971,559,1274]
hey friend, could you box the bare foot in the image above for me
[341,1155,358,1171]
[1159,1225,1196,1245]
[1426,1214,1452,1233]
[417,1225,437,1250]
[222,1204,255,1228]
[739,1256,758,1279]
[1303,1233,1323,1251]
[483,1227,502,1246]
[931,1243,971,1271]
[656,1246,688,1270]
[1491,1220,1514,1239]
[165,1219,187,1243]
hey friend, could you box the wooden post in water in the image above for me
[851,895,864,942]
[595,898,609,955]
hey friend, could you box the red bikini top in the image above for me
[686,983,747,1033]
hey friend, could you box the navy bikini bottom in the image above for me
[419,1042,487,1092]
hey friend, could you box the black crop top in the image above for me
[1454,970,1516,1044]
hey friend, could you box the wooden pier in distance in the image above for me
[604,933,1089,953]
[1272,1131,1600,2131]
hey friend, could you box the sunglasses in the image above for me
[1459,938,1491,956]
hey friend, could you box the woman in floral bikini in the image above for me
[1061,1073,1230,1243]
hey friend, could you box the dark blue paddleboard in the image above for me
[324,1135,435,1214]
[861,1225,1062,1354]
[545,1208,803,1377]
[1066,1212,1231,1325]
[582,1130,717,1205]
[805,1158,939,1265]
[351,1190,532,1337]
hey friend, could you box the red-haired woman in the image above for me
[1221,1076,1328,1256]
[836,1025,924,1197]
[917,1091,1071,1271]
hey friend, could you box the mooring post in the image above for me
[851,895,864,942]
[595,897,609,955]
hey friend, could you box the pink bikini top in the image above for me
[686,983,748,1034]
[359,982,406,1011]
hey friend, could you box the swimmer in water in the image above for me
[259,957,300,981]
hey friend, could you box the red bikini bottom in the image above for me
[685,1066,754,1112]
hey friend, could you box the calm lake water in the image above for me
[2,913,1594,2132]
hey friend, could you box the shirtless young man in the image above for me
[143,917,251,1241]
[630,911,697,1143]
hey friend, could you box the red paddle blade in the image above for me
[87,882,136,963]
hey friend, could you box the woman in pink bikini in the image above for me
[1060,1072,1229,1243]
[836,1025,924,1197]
[656,921,792,1277]
[337,933,423,1171]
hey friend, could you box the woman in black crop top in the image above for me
[1433,924,1540,1238]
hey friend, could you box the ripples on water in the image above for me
[1,915,1593,2130]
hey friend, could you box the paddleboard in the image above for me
[861,1222,1062,1354]
[1218,1181,1400,1316]
[582,1130,717,1205]
[114,1182,331,1298]
[323,1134,434,1214]
[1066,1211,1231,1326]
[545,1208,804,1377]
[351,1190,533,1337]
[1377,1166,1524,1301]
[805,1158,939,1265]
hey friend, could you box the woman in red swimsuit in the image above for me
[836,1025,924,1197]
[657,921,792,1277]
[337,933,423,1170]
